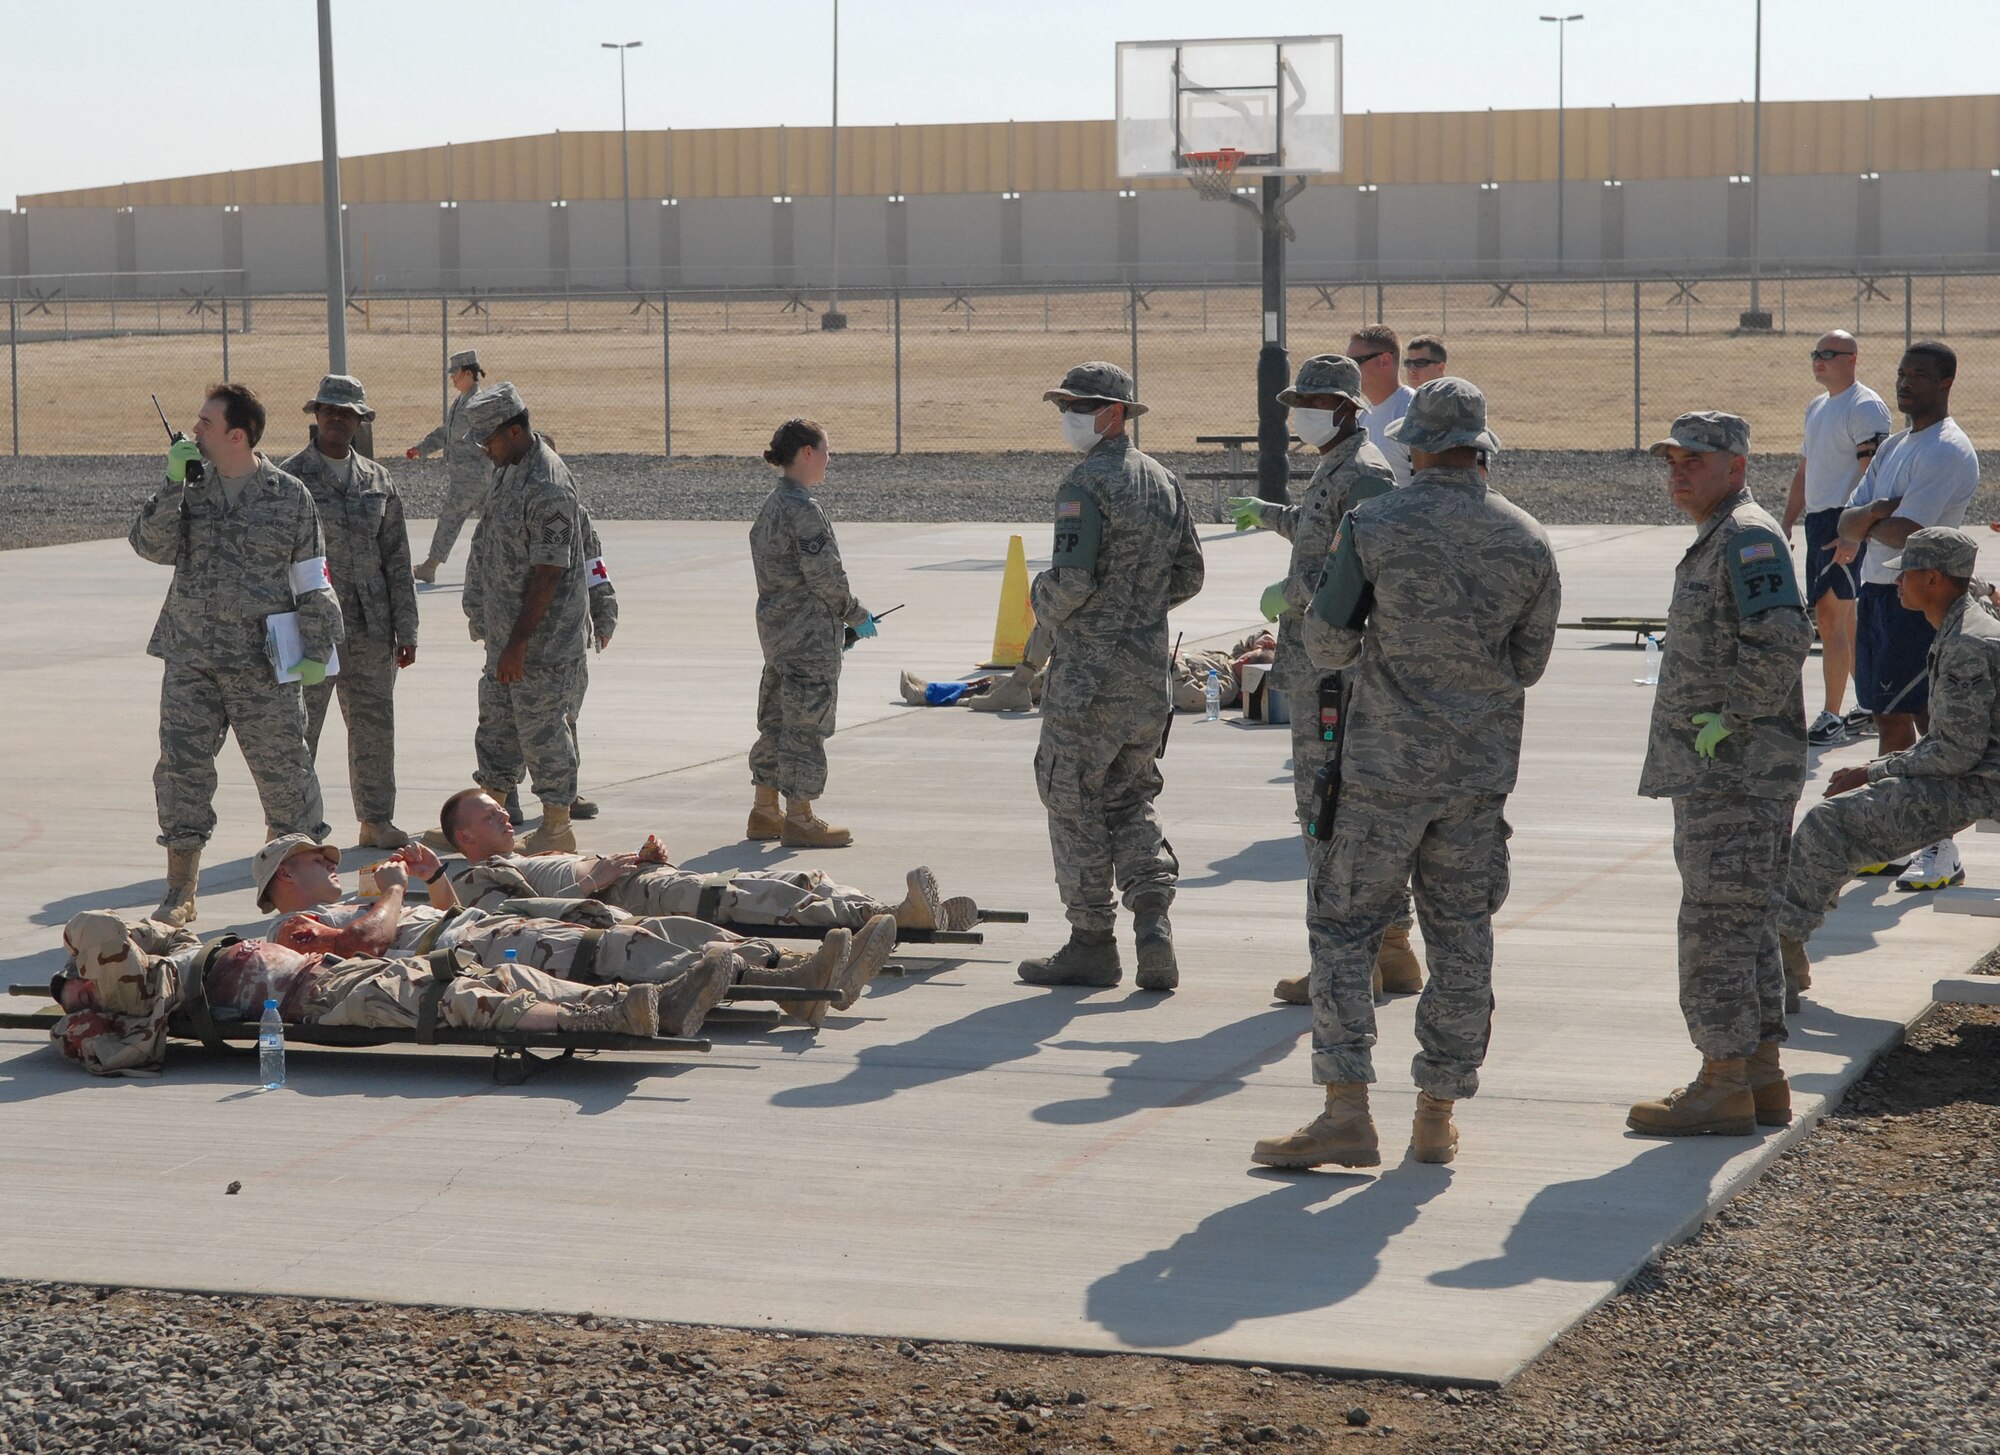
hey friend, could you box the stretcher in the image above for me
[715,906,1030,946]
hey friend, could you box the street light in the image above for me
[822,0,847,330]
[1740,0,1772,330]
[317,0,348,371]
[1539,14,1583,271]
[601,40,642,289]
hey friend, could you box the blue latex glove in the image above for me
[295,658,328,687]
[166,438,203,482]
[1691,712,1732,759]
[1226,496,1265,532]
[854,615,879,640]
[1258,580,1289,623]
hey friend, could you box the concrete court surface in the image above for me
[1,513,1992,1385]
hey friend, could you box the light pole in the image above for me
[317,0,348,371]
[1740,0,1772,329]
[601,40,642,289]
[821,0,847,330]
[1540,14,1583,271]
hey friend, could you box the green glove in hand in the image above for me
[295,659,328,687]
[1691,712,1732,759]
[166,438,203,483]
[1227,496,1265,533]
[1259,580,1289,623]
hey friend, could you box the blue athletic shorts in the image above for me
[1855,582,1935,716]
[1803,508,1857,604]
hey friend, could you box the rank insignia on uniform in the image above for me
[1739,542,1777,564]
[1058,500,1082,519]
[801,535,826,555]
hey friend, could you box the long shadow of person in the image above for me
[1086,1166,1453,1348]
[1032,1008,1302,1125]
[1174,837,1304,891]
[33,853,261,927]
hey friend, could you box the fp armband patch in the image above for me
[1050,486,1102,570]
[1727,528,1802,617]
[289,556,331,595]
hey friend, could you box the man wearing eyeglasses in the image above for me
[1348,326,1414,487]
[1404,336,1448,388]
[1781,331,1892,748]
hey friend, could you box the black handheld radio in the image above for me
[151,395,205,483]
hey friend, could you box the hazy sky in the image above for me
[8,0,1999,207]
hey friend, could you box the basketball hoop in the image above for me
[1183,148,1247,202]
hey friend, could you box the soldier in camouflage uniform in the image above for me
[746,418,875,848]
[1778,528,2000,1000]
[461,383,592,855]
[1226,353,1423,1003]
[1627,412,1812,1140]
[130,383,345,928]
[1253,378,1559,1170]
[1018,362,1206,993]
[282,376,420,850]
[408,349,488,581]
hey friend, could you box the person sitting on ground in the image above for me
[254,835,891,1029]
[437,788,978,934]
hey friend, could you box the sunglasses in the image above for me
[1809,349,1856,362]
[1056,398,1111,414]
[1403,357,1441,370]
[1349,350,1392,365]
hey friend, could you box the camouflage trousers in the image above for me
[1035,704,1179,934]
[1777,775,1997,944]
[475,654,587,807]
[303,629,399,823]
[453,915,754,992]
[302,957,603,1034]
[425,472,489,564]
[155,659,328,851]
[1288,675,1412,929]
[749,657,840,799]
[601,868,888,929]
[1672,793,1792,1060]
[1307,785,1511,1100]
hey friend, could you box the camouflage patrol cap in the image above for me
[253,833,339,912]
[1648,410,1751,457]
[464,381,530,442]
[1883,526,1980,577]
[1386,376,1501,454]
[302,374,376,421]
[1277,354,1366,410]
[447,349,482,376]
[1042,361,1148,418]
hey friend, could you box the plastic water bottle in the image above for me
[1204,668,1222,722]
[1636,634,1662,687]
[258,999,286,1090]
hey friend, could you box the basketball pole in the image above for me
[1255,176,1289,504]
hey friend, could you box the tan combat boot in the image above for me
[1251,1083,1381,1169]
[420,827,455,853]
[1780,935,1812,1013]
[413,558,440,584]
[940,895,980,932]
[1747,1040,1791,1127]
[894,867,943,930]
[746,785,783,841]
[834,914,899,1010]
[1411,1092,1459,1164]
[154,846,201,928]
[557,985,659,1039]
[1376,925,1424,994]
[740,931,849,1028]
[781,796,852,848]
[1019,930,1121,987]
[899,671,929,707]
[657,945,739,1037]
[1626,1057,1757,1137]
[968,666,1037,713]
[358,822,411,850]
[522,801,577,855]
[1275,962,1385,1004]
[569,796,599,821]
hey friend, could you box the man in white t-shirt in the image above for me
[1781,331,1894,746]
[1837,340,1982,890]
[1348,326,1415,487]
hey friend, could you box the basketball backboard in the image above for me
[1115,35,1343,181]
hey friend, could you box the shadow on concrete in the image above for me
[1087,1166,1453,1347]
[672,843,805,875]
[1176,836,1302,890]
[1033,1009,1302,1126]
[32,854,260,927]
[1811,881,1940,958]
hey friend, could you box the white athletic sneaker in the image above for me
[1807,711,1849,746]
[1896,839,1965,892]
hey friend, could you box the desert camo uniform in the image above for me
[131,455,344,847]
[1640,414,1811,1063]
[1301,378,1560,1100]
[453,852,893,930]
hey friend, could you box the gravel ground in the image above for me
[2,1004,1993,1455]
[11,449,2000,552]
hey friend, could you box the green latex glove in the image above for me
[1226,496,1265,533]
[166,438,202,483]
[1259,580,1289,623]
[295,658,328,687]
[1691,712,1732,759]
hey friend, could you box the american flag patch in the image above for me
[1739,542,1776,563]
[1058,500,1082,519]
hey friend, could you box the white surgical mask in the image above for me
[1060,411,1103,452]
[1292,408,1341,448]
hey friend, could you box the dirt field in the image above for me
[6,276,1996,457]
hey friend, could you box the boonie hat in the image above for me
[1043,361,1148,418]
[1648,410,1750,458]
[254,834,339,912]
[1277,354,1366,410]
[302,374,376,421]
[1386,376,1501,454]
[464,382,529,442]
[1884,526,1980,578]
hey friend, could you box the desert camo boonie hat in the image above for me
[1649,410,1750,458]
[253,833,339,912]
[1884,526,1980,577]
[1386,376,1501,454]
[464,382,529,442]
[447,349,482,376]
[302,374,376,421]
[1277,354,1366,410]
[1042,361,1148,418]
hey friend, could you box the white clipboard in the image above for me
[265,612,342,684]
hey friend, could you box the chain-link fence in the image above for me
[6,269,1999,458]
